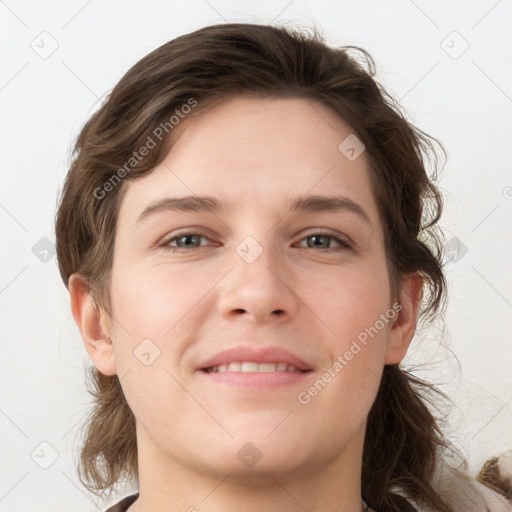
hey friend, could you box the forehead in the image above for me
[117,96,380,228]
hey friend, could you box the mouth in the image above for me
[197,345,314,388]
[199,365,312,388]
[202,362,309,373]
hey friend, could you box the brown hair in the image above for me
[57,23,457,511]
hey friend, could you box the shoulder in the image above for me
[104,493,139,512]
[414,456,512,512]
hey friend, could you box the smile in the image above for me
[204,362,305,373]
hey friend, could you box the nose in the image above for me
[217,239,299,324]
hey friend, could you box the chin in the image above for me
[204,432,316,478]
[216,448,311,484]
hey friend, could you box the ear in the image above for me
[68,274,117,376]
[384,273,423,364]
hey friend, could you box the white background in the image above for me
[1,1,511,510]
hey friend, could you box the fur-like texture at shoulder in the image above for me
[399,450,512,511]
[478,450,512,504]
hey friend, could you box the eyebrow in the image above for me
[137,194,372,225]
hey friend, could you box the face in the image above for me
[84,96,416,483]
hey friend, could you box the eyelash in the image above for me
[157,229,353,253]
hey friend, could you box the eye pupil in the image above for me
[308,235,330,248]
[177,235,200,247]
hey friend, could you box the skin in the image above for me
[70,96,422,512]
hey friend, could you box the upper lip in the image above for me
[198,345,313,372]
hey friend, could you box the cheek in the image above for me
[107,263,224,383]
[306,263,392,410]
[106,265,196,429]
[110,263,217,334]
[311,262,391,343]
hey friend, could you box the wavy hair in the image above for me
[56,23,460,511]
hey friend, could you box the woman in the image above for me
[55,23,512,512]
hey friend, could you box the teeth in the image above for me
[241,362,259,372]
[207,362,302,373]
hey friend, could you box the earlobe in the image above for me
[68,274,118,376]
[384,273,423,365]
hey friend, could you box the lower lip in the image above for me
[198,370,313,388]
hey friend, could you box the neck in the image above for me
[128,425,366,512]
